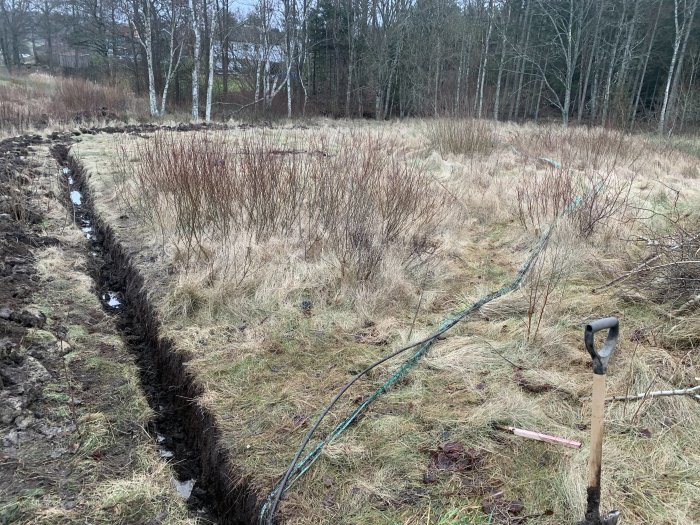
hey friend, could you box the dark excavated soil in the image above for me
[51,133,260,524]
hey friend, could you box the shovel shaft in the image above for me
[584,373,607,523]
[588,373,606,488]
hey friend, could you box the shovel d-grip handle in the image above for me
[584,317,619,375]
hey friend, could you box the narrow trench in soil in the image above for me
[50,140,259,525]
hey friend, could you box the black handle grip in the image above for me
[584,317,619,375]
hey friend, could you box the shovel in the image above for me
[579,317,620,525]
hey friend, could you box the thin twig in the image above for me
[407,290,424,341]
[631,370,660,422]
[623,342,640,419]
[608,384,700,402]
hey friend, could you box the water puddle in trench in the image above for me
[173,478,196,499]
[57,157,217,522]
[70,190,82,205]
[101,291,122,308]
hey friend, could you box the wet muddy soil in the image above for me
[0,125,258,524]
[50,131,259,524]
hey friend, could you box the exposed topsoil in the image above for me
[0,132,193,524]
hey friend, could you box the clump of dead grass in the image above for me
[425,118,497,157]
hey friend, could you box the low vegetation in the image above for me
[425,118,496,156]
[0,74,143,135]
[70,120,700,524]
[117,129,448,292]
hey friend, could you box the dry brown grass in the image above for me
[118,129,448,285]
[0,73,143,135]
[72,121,700,524]
[425,118,497,157]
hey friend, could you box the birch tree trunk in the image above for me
[205,16,216,123]
[534,63,545,121]
[345,0,356,117]
[255,57,262,112]
[433,40,441,116]
[493,6,510,121]
[144,33,158,116]
[132,0,158,116]
[296,0,310,116]
[159,0,183,116]
[477,9,493,119]
[577,0,604,123]
[666,0,698,131]
[283,0,294,118]
[613,0,639,123]
[455,35,465,115]
[629,0,662,130]
[658,0,697,135]
[678,48,699,132]
[512,0,532,121]
[189,0,201,121]
[600,0,626,127]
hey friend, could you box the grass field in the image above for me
[71,119,700,524]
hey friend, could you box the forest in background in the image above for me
[0,0,698,133]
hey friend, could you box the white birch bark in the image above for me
[512,0,532,121]
[132,0,157,116]
[658,0,697,135]
[666,0,698,131]
[477,10,493,119]
[159,0,184,116]
[205,15,216,122]
[577,0,603,123]
[455,35,465,115]
[493,6,510,121]
[629,0,662,129]
[189,0,201,121]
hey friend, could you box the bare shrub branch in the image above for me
[119,130,448,284]
[516,165,634,238]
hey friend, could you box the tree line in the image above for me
[1,0,698,133]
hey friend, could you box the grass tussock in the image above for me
[425,118,497,157]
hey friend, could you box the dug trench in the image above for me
[50,141,260,524]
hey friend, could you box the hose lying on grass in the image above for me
[259,222,557,524]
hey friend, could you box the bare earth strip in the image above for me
[0,138,192,525]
